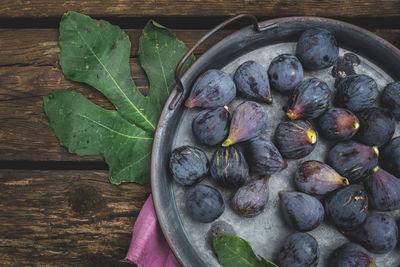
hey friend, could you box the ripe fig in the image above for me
[279,191,324,232]
[365,166,400,211]
[169,146,209,186]
[335,74,379,113]
[185,69,236,108]
[222,101,268,146]
[206,221,236,250]
[210,146,248,188]
[192,106,231,146]
[295,160,349,195]
[327,141,379,183]
[382,137,400,176]
[268,54,304,94]
[345,214,398,254]
[381,81,400,120]
[275,120,317,159]
[233,60,272,103]
[185,184,224,223]
[279,232,320,267]
[317,107,359,141]
[232,177,269,218]
[328,243,376,267]
[296,27,339,70]
[245,136,287,176]
[355,107,396,147]
[324,184,368,230]
[287,78,332,120]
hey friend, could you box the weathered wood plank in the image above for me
[0,170,151,266]
[0,0,399,18]
[0,29,399,162]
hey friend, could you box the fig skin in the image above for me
[381,81,400,120]
[364,166,400,211]
[279,232,320,267]
[232,177,269,218]
[295,160,349,195]
[268,54,304,94]
[317,107,359,141]
[287,78,332,120]
[185,69,236,108]
[222,101,268,146]
[331,53,360,87]
[335,74,378,113]
[324,184,369,230]
[169,146,209,186]
[274,120,317,159]
[345,214,398,254]
[210,146,248,188]
[233,60,272,103]
[355,107,396,147]
[327,141,379,184]
[328,243,376,267]
[192,106,230,146]
[279,191,324,232]
[245,136,287,176]
[382,136,400,176]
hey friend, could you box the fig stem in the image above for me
[307,128,317,144]
[222,139,232,147]
[342,178,350,185]
[184,99,195,108]
[373,166,380,173]
[353,120,360,129]
[268,97,273,104]
[286,109,298,120]
[372,146,379,156]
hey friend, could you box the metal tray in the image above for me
[151,16,400,267]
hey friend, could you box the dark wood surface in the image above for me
[0,1,399,266]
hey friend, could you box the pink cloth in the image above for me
[125,194,181,267]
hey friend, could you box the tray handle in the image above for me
[169,14,278,110]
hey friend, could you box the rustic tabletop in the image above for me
[1,1,400,266]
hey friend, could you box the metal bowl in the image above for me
[151,16,400,267]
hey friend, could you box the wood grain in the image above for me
[0,0,399,18]
[0,169,151,265]
[0,28,399,162]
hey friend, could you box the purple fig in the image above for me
[329,243,376,267]
[274,120,317,159]
[365,166,400,211]
[222,101,268,146]
[295,160,349,195]
[185,69,236,108]
[317,107,359,141]
[246,136,287,176]
[232,177,269,218]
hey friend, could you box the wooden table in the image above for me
[0,1,399,265]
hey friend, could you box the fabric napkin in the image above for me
[125,194,181,267]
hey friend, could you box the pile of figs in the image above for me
[168,27,400,266]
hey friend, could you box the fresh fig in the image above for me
[275,120,317,159]
[192,106,230,146]
[324,184,368,230]
[355,107,396,147]
[317,107,359,141]
[335,74,379,113]
[169,146,209,186]
[286,78,332,120]
[185,69,236,108]
[268,54,304,94]
[222,101,268,146]
[382,136,400,176]
[185,184,224,223]
[381,81,400,120]
[246,136,287,176]
[279,191,324,232]
[327,141,379,183]
[365,166,400,211]
[232,177,269,218]
[296,27,339,70]
[233,60,272,103]
[279,232,320,267]
[328,243,376,267]
[210,146,248,188]
[345,214,398,254]
[295,160,349,195]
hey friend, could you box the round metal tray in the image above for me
[151,16,400,267]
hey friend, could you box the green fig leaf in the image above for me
[213,234,278,267]
[45,12,194,184]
